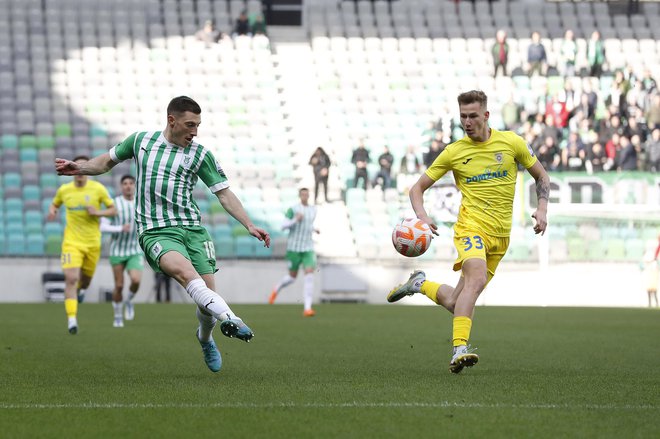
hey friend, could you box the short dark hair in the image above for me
[73,155,90,162]
[299,188,309,194]
[457,90,488,109]
[167,96,201,116]
[120,175,135,184]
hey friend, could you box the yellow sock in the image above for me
[420,281,441,304]
[65,298,78,318]
[452,316,472,347]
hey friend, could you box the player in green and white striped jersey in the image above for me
[269,188,319,316]
[100,175,143,328]
[56,96,271,373]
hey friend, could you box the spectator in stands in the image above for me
[605,132,621,163]
[559,29,578,78]
[616,135,638,171]
[645,128,660,171]
[631,134,646,170]
[545,94,569,129]
[397,144,421,193]
[611,70,631,114]
[233,11,250,36]
[526,31,547,77]
[309,147,331,204]
[561,80,580,113]
[581,81,599,118]
[585,142,608,173]
[641,69,658,95]
[587,30,605,78]
[195,20,223,47]
[501,95,520,130]
[420,120,437,151]
[491,29,509,78]
[372,145,394,190]
[625,117,646,142]
[423,139,445,169]
[536,136,561,172]
[646,94,660,130]
[250,13,267,36]
[561,132,586,171]
[351,140,370,190]
[155,272,172,303]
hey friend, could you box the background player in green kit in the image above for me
[100,175,143,328]
[269,188,319,317]
[56,96,270,373]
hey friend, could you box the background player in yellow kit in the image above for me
[387,90,549,373]
[48,155,116,334]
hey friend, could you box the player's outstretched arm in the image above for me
[527,161,549,235]
[55,153,117,176]
[410,174,439,235]
[216,188,271,247]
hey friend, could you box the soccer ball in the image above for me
[392,218,433,257]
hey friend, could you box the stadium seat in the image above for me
[26,233,45,255]
[234,235,256,258]
[6,235,25,255]
[1,134,19,149]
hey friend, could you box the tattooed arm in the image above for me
[527,161,549,235]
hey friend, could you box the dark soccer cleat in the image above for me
[220,319,254,343]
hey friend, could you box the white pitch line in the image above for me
[0,402,657,410]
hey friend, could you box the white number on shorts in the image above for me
[204,241,216,259]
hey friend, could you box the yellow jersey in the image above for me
[425,129,537,237]
[52,180,114,245]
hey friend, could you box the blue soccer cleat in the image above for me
[220,319,254,343]
[77,289,86,304]
[196,330,222,372]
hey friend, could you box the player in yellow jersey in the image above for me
[387,91,549,373]
[48,156,116,334]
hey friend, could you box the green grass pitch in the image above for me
[1,303,659,438]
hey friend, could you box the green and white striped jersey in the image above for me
[283,204,316,252]
[104,195,140,257]
[109,131,229,235]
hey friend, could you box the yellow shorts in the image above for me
[453,224,510,283]
[61,241,101,277]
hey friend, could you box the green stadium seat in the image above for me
[45,234,62,256]
[25,211,43,233]
[606,239,626,260]
[23,185,41,201]
[234,235,256,257]
[506,243,531,261]
[567,238,587,261]
[586,240,607,261]
[54,123,72,137]
[212,224,232,240]
[214,236,235,258]
[40,174,58,189]
[19,135,37,149]
[231,224,250,237]
[625,239,645,261]
[26,233,45,255]
[0,234,5,254]
[36,135,56,150]
[6,235,25,255]
[3,172,21,188]
[44,222,64,238]
[1,134,19,149]
[20,148,38,162]
[254,242,273,258]
[89,125,108,137]
[5,197,24,215]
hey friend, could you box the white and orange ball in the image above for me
[392,218,433,257]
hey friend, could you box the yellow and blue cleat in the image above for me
[387,270,426,303]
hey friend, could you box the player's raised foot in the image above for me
[268,289,278,305]
[387,270,426,303]
[124,302,135,321]
[196,330,222,372]
[220,319,254,343]
[113,318,124,328]
[77,289,86,303]
[449,345,479,374]
[68,317,78,335]
[303,309,316,317]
